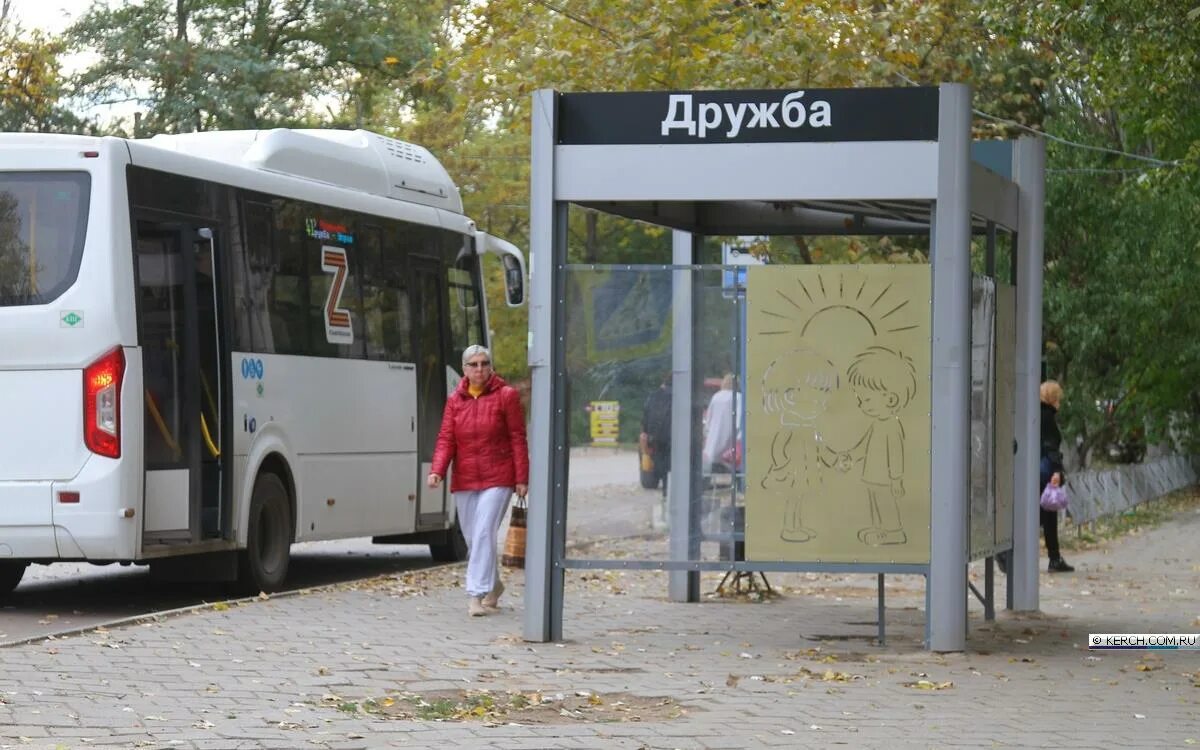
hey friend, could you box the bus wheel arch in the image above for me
[237,455,294,595]
[0,560,28,599]
[429,515,468,562]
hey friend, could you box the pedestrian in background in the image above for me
[702,373,742,476]
[1040,380,1074,573]
[428,345,529,616]
[640,372,672,496]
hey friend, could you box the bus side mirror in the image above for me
[502,254,525,307]
[477,231,526,308]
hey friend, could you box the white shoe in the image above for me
[468,596,488,617]
[483,579,504,609]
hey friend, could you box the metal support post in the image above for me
[877,573,887,646]
[669,231,700,602]
[928,83,972,652]
[525,88,565,642]
[1011,136,1047,611]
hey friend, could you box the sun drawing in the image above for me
[752,267,926,453]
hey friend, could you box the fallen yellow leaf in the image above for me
[903,680,954,690]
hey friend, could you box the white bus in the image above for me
[0,128,526,596]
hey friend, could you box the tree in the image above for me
[1008,0,1200,462]
[413,0,1050,383]
[67,0,450,134]
[0,192,32,300]
[427,0,1200,465]
[0,0,86,132]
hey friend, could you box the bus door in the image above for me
[135,218,227,545]
[412,257,450,529]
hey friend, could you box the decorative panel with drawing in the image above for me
[744,265,932,564]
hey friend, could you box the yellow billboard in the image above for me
[745,265,932,564]
[588,400,620,445]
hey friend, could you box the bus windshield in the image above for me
[0,172,90,307]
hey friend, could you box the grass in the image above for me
[1060,486,1200,551]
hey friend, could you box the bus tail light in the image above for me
[84,347,125,458]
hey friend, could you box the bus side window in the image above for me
[380,226,412,361]
[360,227,389,360]
[358,225,412,362]
[243,201,276,271]
[239,200,275,353]
[445,233,482,357]
[303,207,357,359]
[347,225,375,357]
[271,202,309,355]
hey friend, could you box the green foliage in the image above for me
[14,0,1200,468]
[1043,158,1200,461]
[66,0,447,134]
[424,0,1053,392]
[1022,0,1200,463]
[430,0,1200,467]
[0,19,89,132]
[0,192,31,299]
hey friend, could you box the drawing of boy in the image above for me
[846,346,918,546]
[760,348,840,543]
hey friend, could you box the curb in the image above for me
[0,559,465,649]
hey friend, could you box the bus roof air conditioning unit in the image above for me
[242,129,462,214]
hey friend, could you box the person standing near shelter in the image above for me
[428,345,529,617]
[1040,380,1074,573]
[702,373,742,475]
[641,373,672,496]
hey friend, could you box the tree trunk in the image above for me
[792,236,813,264]
[585,210,599,264]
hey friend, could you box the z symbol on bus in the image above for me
[322,245,354,345]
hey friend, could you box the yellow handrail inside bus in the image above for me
[200,413,220,459]
[201,372,220,458]
[201,372,218,421]
[28,189,38,294]
[144,389,182,461]
[145,389,220,460]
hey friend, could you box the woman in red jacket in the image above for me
[427,345,529,616]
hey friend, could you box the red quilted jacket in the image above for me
[431,373,529,492]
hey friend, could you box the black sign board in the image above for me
[558,87,939,145]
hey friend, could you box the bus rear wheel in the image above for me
[429,519,468,562]
[238,472,292,595]
[0,560,27,598]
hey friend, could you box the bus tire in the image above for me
[238,472,292,595]
[0,560,27,598]
[429,519,468,562]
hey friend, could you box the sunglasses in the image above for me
[465,360,491,368]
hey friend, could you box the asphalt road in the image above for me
[0,539,437,645]
[0,447,645,645]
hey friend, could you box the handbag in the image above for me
[501,495,527,569]
[1039,483,1069,512]
[719,441,743,470]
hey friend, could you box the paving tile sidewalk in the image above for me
[1,507,1198,750]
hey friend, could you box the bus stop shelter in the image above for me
[524,84,1046,651]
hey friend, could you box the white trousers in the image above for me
[454,486,512,597]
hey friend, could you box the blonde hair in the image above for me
[1040,380,1062,407]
